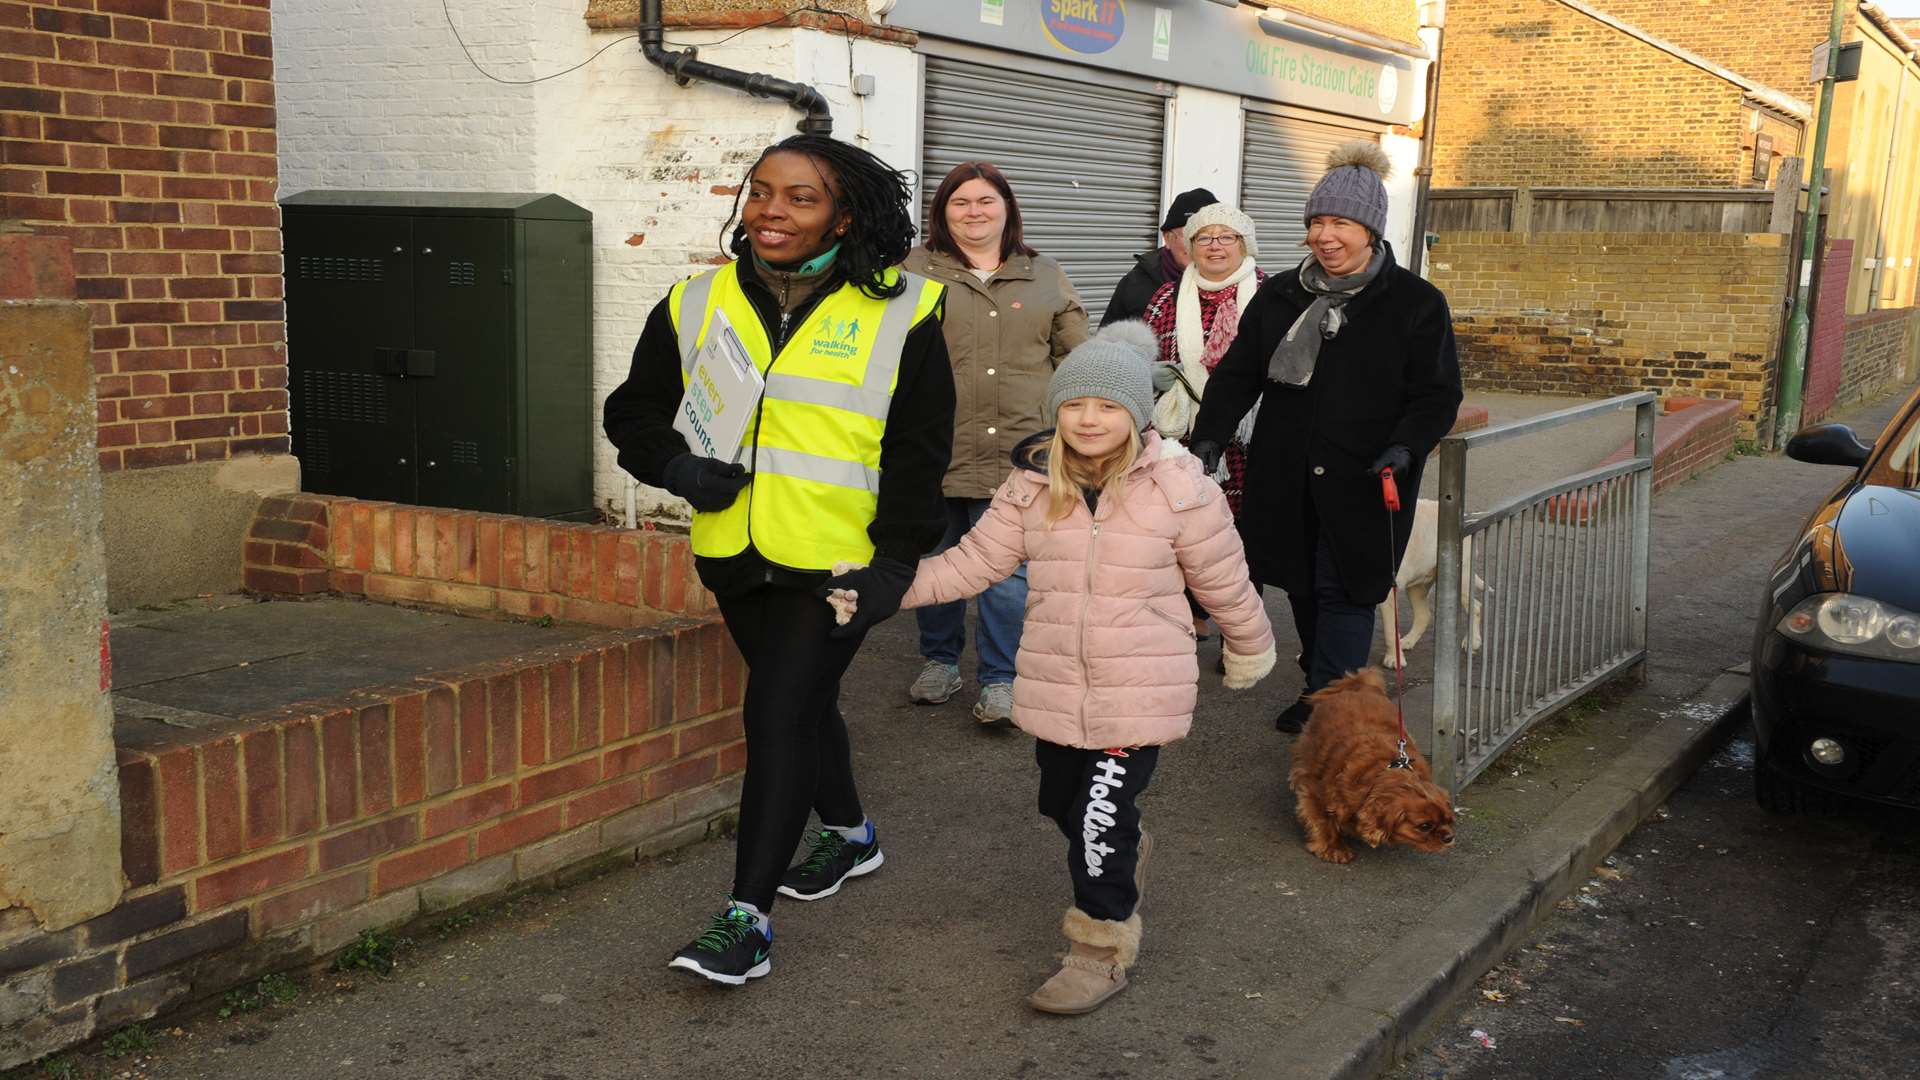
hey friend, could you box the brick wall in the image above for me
[0,0,286,474]
[1429,232,1791,439]
[1593,0,1829,95]
[1804,237,1853,422]
[2,576,741,1068]
[1833,308,1920,417]
[241,494,715,625]
[1434,0,1762,187]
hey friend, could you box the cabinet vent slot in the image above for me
[298,427,330,474]
[297,255,385,282]
[448,261,476,286]
[299,369,389,424]
[449,440,481,466]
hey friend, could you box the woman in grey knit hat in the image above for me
[1189,141,1463,734]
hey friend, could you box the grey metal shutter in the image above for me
[1241,111,1376,261]
[922,55,1166,323]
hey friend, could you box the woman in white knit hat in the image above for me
[1140,202,1265,640]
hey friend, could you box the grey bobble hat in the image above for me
[1048,320,1159,432]
[1303,140,1393,238]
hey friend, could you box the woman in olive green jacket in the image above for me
[902,161,1089,723]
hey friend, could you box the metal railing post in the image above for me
[1431,437,1468,794]
[1629,398,1656,682]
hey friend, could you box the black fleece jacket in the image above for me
[601,259,956,597]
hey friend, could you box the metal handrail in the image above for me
[1428,393,1657,794]
[1452,391,1656,450]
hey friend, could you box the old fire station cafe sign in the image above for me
[886,0,1420,126]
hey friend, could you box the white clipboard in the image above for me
[672,308,764,465]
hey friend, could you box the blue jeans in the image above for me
[1287,521,1378,693]
[916,497,1027,685]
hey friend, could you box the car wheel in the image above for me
[1753,761,1826,815]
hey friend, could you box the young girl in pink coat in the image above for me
[826,320,1276,1015]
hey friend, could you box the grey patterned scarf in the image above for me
[1268,247,1386,386]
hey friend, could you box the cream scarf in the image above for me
[1151,256,1259,441]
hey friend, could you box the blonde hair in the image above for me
[1044,426,1141,527]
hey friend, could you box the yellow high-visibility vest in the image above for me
[668,262,944,570]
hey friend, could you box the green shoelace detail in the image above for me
[694,907,758,953]
[799,829,848,873]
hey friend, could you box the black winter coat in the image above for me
[1098,248,1175,327]
[1191,244,1462,606]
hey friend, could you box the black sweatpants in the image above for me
[1035,740,1161,923]
[717,584,866,911]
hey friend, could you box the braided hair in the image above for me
[721,134,917,300]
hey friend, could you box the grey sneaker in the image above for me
[908,661,962,705]
[973,682,1014,725]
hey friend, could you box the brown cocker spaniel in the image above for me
[1288,669,1456,864]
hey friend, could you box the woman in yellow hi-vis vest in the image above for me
[603,134,954,986]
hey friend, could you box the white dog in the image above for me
[1380,499,1486,670]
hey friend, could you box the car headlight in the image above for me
[1779,594,1920,662]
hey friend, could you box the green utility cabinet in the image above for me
[281,191,593,519]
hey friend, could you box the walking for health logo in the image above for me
[810,312,861,359]
[1042,0,1126,57]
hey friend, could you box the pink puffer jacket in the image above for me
[902,431,1276,749]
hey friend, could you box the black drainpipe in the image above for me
[638,0,834,136]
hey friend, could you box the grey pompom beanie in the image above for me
[1303,140,1393,238]
[1048,320,1158,432]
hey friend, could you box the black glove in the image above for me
[1368,444,1413,478]
[662,453,750,512]
[1191,440,1224,474]
[816,557,916,639]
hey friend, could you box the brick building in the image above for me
[1434,0,1813,191]
[1428,0,1920,434]
[1,0,296,607]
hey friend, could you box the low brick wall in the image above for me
[2,493,745,1068]
[0,619,747,1067]
[1815,308,1920,423]
[1547,396,1741,522]
[242,496,714,625]
[1431,233,1791,441]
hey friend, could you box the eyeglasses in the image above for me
[1192,234,1242,248]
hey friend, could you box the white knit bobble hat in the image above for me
[1182,203,1259,259]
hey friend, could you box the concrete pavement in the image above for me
[32,387,1912,1080]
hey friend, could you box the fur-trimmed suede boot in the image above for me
[1026,907,1141,1015]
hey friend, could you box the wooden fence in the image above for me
[1429,168,1799,235]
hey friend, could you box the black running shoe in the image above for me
[1274,696,1313,734]
[777,827,885,901]
[667,904,771,985]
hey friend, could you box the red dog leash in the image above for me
[1381,468,1412,771]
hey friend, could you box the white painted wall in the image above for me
[276,0,539,192]
[1382,128,1422,258]
[275,3,925,521]
[1164,85,1243,213]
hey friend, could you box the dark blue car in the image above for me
[1751,384,1920,813]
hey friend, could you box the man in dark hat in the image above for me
[1099,187,1217,327]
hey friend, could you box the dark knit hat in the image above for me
[1303,141,1392,238]
[1159,187,1219,232]
[1048,320,1158,432]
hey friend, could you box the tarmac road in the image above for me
[1390,724,1920,1080]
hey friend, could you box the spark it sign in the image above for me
[1043,0,1125,56]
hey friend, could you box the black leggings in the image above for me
[717,585,866,910]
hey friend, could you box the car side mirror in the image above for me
[1786,424,1872,468]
